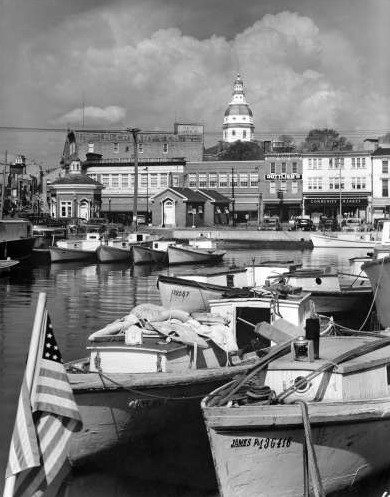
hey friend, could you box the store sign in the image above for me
[176,124,204,135]
[264,173,302,180]
[307,198,367,205]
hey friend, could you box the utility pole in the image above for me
[0,151,8,220]
[231,167,236,227]
[127,128,141,231]
[257,166,263,227]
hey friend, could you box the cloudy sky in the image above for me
[0,0,390,165]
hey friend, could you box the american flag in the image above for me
[5,311,82,497]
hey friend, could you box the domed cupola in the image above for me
[223,74,254,143]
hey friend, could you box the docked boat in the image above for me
[202,323,390,497]
[96,233,161,263]
[0,219,35,260]
[311,231,379,249]
[245,260,302,287]
[158,267,250,312]
[66,294,314,488]
[132,240,176,265]
[32,223,67,249]
[0,258,19,276]
[49,245,97,262]
[167,239,226,265]
[362,256,390,328]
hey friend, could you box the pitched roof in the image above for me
[168,187,207,202]
[197,189,231,203]
[372,148,390,156]
[50,174,103,186]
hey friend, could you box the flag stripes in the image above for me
[4,307,82,497]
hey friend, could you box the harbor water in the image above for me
[1,245,389,496]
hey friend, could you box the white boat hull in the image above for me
[96,243,132,263]
[203,399,390,497]
[49,246,96,262]
[168,245,225,265]
[311,233,378,248]
[132,245,167,265]
[363,257,390,328]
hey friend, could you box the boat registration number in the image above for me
[230,437,292,449]
[171,289,190,299]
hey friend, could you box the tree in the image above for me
[217,141,264,161]
[300,129,353,152]
[278,134,295,148]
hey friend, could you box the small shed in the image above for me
[150,187,230,228]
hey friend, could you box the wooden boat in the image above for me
[167,243,225,265]
[0,258,19,276]
[32,224,67,249]
[245,260,302,287]
[49,245,97,262]
[96,233,161,263]
[202,323,390,497]
[0,219,35,260]
[311,231,379,249]
[362,256,390,328]
[158,267,250,313]
[271,267,372,316]
[66,295,313,488]
[132,240,176,265]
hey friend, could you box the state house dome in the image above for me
[222,74,255,143]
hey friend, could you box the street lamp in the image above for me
[108,197,111,222]
[127,127,141,231]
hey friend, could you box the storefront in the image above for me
[303,193,369,222]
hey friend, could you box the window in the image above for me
[356,157,360,168]
[229,173,238,187]
[243,130,247,138]
[188,174,197,188]
[130,174,134,189]
[199,174,207,188]
[313,158,317,169]
[250,173,258,187]
[292,181,298,193]
[60,201,72,218]
[329,158,333,169]
[160,173,168,187]
[162,143,168,154]
[362,157,366,168]
[352,177,366,190]
[383,179,389,197]
[281,162,286,173]
[88,142,94,153]
[329,177,344,190]
[150,173,158,188]
[280,180,287,191]
[138,143,144,154]
[383,160,388,174]
[111,174,119,187]
[232,130,236,136]
[219,174,228,187]
[101,174,109,187]
[308,158,312,169]
[307,177,323,190]
[239,174,248,187]
[140,174,148,189]
[209,174,217,188]
[318,158,322,169]
[121,174,129,188]
[270,162,276,174]
[113,143,119,154]
[292,162,298,173]
[172,176,179,187]
[352,158,355,168]
[270,181,276,194]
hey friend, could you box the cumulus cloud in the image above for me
[1,3,390,145]
[55,105,126,125]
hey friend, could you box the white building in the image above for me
[371,147,390,220]
[222,74,254,143]
[301,151,372,223]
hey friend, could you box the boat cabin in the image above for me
[173,266,248,288]
[209,293,312,351]
[245,261,302,287]
[263,336,390,403]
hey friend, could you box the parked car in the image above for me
[341,218,362,232]
[319,217,339,231]
[260,217,281,231]
[293,218,315,231]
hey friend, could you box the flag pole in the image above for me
[3,292,47,497]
